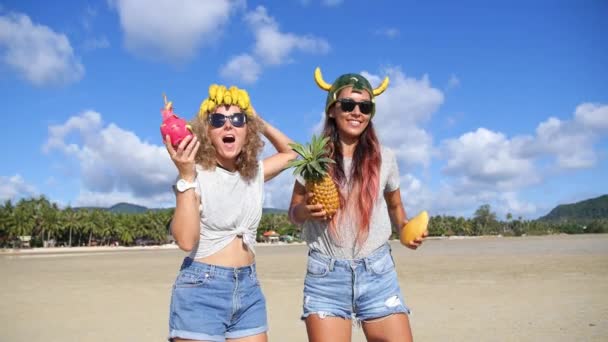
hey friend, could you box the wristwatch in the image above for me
[175,178,197,193]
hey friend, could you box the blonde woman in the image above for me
[165,85,296,342]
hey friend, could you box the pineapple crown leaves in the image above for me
[288,135,335,182]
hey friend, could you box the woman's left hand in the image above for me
[404,230,428,250]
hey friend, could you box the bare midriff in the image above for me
[195,236,254,267]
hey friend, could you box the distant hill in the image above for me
[77,202,287,215]
[108,202,148,213]
[539,195,608,222]
[75,202,166,214]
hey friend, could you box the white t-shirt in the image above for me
[178,162,264,259]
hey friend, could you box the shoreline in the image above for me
[0,241,310,255]
[1,234,558,256]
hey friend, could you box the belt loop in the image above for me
[329,258,335,272]
[363,256,371,272]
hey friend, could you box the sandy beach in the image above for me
[1,234,607,341]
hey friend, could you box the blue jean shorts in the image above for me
[168,258,267,341]
[302,243,410,322]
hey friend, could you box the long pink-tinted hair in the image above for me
[323,115,381,245]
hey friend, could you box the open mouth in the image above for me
[222,135,236,143]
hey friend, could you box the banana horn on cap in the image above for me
[373,77,390,96]
[314,67,332,91]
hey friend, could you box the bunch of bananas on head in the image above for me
[198,84,254,119]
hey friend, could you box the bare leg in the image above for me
[362,313,413,342]
[305,314,352,342]
[228,332,268,342]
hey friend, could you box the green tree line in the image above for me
[1,197,606,249]
[0,196,172,248]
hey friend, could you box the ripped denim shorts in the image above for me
[301,243,411,322]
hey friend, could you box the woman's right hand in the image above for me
[164,135,200,181]
[298,193,330,221]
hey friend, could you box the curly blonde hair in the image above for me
[190,112,264,182]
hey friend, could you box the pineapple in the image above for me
[288,135,340,218]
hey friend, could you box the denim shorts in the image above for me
[168,258,267,341]
[302,243,410,322]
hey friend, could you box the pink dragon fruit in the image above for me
[160,95,193,148]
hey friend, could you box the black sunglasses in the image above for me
[208,113,247,128]
[337,98,374,115]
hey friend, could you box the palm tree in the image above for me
[62,207,81,247]
[0,200,16,247]
[473,204,498,235]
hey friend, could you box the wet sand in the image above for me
[1,234,607,341]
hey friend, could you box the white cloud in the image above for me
[0,175,37,202]
[223,6,329,83]
[0,12,84,86]
[532,103,608,169]
[425,184,538,219]
[263,171,296,210]
[574,102,608,132]
[364,68,444,168]
[298,0,344,6]
[440,102,608,191]
[446,74,460,89]
[442,128,538,189]
[220,54,262,84]
[110,0,243,63]
[534,117,596,169]
[83,36,110,51]
[245,6,330,65]
[44,111,177,207]
[375,28,400,39]
[433,102,608,217]
[81,5,97,31]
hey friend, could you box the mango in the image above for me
[400,211,429,246]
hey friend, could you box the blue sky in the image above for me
[0,0,606,219]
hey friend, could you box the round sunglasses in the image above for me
[337,98,374,115]
[207,113,248,128]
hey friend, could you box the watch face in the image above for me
[176,179,193,192]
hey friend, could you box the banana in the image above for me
[314,67,332,91]
[224,92,233,105]
[199,99,209,117]
[215,85,226,104]
[208,84,218,99]
[242,90,250,108]
[207,98,216,111]
[237,90,246,109]
[229,86,239,101]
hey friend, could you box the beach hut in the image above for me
[262,230,280,244]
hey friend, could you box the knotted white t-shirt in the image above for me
[184,162,264,259]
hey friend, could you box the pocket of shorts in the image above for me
[174,269,209,288]
[369,251,395,275]
[306,257,329,277]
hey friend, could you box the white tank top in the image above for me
[188,162,264,259]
